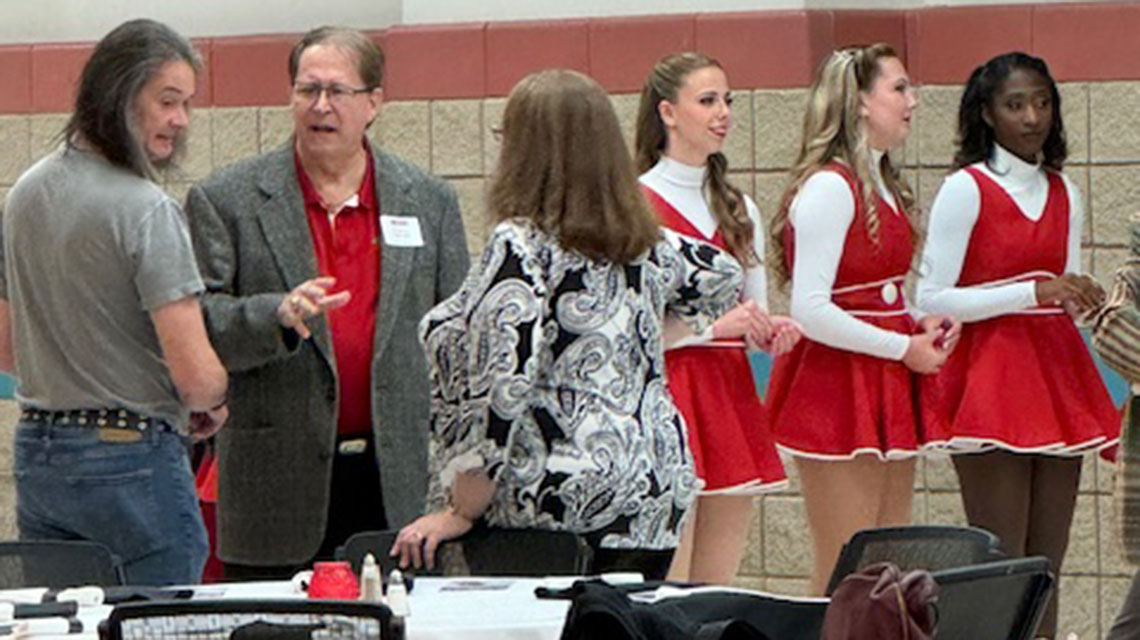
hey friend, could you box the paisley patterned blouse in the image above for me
[419,219,742,549]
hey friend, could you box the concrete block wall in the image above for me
[1,3,1140,636]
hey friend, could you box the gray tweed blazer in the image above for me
[185,142,469,565]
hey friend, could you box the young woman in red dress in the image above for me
[634,52,801,584]
[767,43,960,595]
[916,52,1118,638]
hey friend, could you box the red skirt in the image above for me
[666,346,787,494]
[924,313,1120,455]
[767,314,928,459]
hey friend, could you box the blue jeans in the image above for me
[14,421,208,585]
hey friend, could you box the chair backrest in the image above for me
[102,599,392,640]
[825,526,1004,595]
[931,556,1054,640]
[0,540,123,588]
[336,530,441,577]
[337,526,592,577]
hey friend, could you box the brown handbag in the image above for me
[821,562,939,640]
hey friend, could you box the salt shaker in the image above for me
[387,569,409,640]
[359,553,382,602]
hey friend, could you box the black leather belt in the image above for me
[20,408,176,434]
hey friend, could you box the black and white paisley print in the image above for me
[419,219,742,550]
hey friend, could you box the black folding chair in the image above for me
[0,540,123,588]
[101,599,392,640]
[931,556,1054,640]
[825,525,1005,595]
[337,525,592,576]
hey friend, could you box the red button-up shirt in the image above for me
[296,147,380,436]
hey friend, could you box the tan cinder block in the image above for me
[609,93,640,156]
[1081,247,1093,275]
[762,494,811,576]
[258,106,293,153]
[916,85,961,169]
[0,400,17,476]
[910,489,927,525]
[164,182,193,207]
[1065,494,1099,575]
[1060,83,1089,165]
[29,114,68,162]
[1091,82,1140,163]
[916,167,950,225]
[753,89,807,171]
[1101,575,1134,635]
[1079,451,1097,495]
[923,453,959,491]
[1099,494,1135,578]
[376,100,430,173]
[0,116,30,186]
[0,474,15,541]
[449,177,487,259]
[725,90,753,172]
[431,100,483,177]
[1057,575,1100,640]
[925,491,968,526]
[730,575,766,591]
[738,497,765,576]
[1098,454,1115,495]
[1068,164,1092,246]
[754,171,787,223]
[1091,166,1140,246]
[211,107,259,171]
[482,97,506,177]
[727,170,754,203]
[764,577,811,597]
[1093,247,1130,285]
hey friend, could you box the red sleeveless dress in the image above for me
[767,164,928,459]
[643,187,788,493]
[924,168,1119,454]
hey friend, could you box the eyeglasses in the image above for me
[292,82,374,106]
[489,125,504,142]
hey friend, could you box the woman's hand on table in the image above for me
[391,510,474,570]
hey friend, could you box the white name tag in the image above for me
[379,215,424,247]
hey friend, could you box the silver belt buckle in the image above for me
[337,438,369,456]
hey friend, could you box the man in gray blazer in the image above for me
[184,26,469,578]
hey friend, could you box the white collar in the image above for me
[652,157,706,189]
[987,144,1042,182]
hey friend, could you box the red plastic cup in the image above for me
[307,561,360,600]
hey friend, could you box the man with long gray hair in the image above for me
[0,19,228,585]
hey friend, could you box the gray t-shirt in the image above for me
[0,146,204,428]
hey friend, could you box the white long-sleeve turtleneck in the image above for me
[640,157,767,349]
[915,144,1083,323]
[787,150,911,361]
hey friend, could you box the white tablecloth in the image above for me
[2,577,569,640]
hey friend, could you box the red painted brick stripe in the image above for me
[2,3,1138,114]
